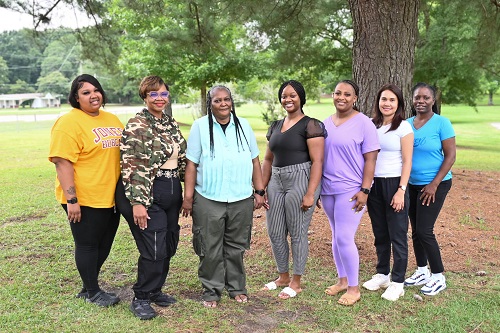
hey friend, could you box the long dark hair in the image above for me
[372,83,406,132]
[411,82,439,116]
[206,85,250,158]
[68,74,107,109]
[278,80,306,113]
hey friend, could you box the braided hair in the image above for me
[278,80,306,112]
[338,79,360,111]
[206,85,250,158]
[411,82,439,116]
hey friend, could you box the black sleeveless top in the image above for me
[266,116,327,167]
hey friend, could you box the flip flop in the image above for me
[278,287,298,299]
[325,285,347,296]
[337,293,360,306]
[262,281,278,290]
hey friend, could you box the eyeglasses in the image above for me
[148,91,170,99]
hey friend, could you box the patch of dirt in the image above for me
[179,169,500,275]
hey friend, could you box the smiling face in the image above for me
[144,84,169,116]
[210,88,232,124]
[76,82,102,115]
[280,85,301,114]
[413,87,435,115]
[333,82,357,113]
[379,89,398,120]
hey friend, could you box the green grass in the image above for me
[0,100,499,332]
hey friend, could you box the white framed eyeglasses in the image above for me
[148,91,170,99]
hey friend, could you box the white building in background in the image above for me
[0,93,60,108]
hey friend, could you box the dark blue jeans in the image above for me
[408,179,452,273]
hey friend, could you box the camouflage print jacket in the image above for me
[120,108,187,207]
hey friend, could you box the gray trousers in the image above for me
[266,161,320,275]
[192,191,254,301]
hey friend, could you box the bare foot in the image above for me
[234,294,248,303]
[202,300,217,308]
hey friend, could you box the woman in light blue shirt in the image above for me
[404,83,456,296]
[181,85,265,308]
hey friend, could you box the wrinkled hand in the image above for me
[181,197,193,217]
[301,193,315,212]
[391,190,405,212]
[350,192,368,213]
[133,204,150,230]
[419,182,438,206]
[67,203,81,223]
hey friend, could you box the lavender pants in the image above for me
[321,189,365,286]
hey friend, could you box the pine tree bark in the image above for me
[348,0,420,117]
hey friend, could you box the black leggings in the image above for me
[115,176,182,299]
[63,205,120,297]
[408,179,452,273]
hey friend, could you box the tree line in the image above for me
[0,0,498,118]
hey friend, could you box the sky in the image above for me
[0,3,95,32]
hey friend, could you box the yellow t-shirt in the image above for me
[49,108,124,208]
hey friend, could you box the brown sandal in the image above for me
[337,293,360,306]
[324,285,347,296]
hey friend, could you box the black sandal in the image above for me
[86,290,120,307]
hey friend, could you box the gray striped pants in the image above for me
[266,161,321,275]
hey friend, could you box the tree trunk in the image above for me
[349,0,420,117]
[200,84,207,116]
[488,90,494,106]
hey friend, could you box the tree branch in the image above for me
[34,0,63,30]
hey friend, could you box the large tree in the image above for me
[348,0,420,116]
[106,0,261,115]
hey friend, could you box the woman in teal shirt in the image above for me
[404,83,456,296]
[181,85,265,308]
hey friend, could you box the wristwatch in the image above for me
[67,197,78,204]
[360,188,370,195]
[398,185,407,191]
[254,189,266,196]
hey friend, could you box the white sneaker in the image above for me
[362,273,390,291]
[381,282,405,301]
[404,269,431,286]
[420,276,446,296]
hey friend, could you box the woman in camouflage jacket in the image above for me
[116,75,186,320]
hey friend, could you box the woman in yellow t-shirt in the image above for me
[49,74,124,307]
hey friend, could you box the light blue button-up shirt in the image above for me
[186,114,259,203]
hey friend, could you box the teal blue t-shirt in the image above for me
[186,114,259,202]
[407,114,455,185]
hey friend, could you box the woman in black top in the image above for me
[261,80,326,299]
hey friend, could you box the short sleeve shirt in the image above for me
[407,114,455,185]
[321,113,380,195]
[266,116,327,167]
[374,121,413,177]
[186,114,259,202]
[49,109,123,207]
